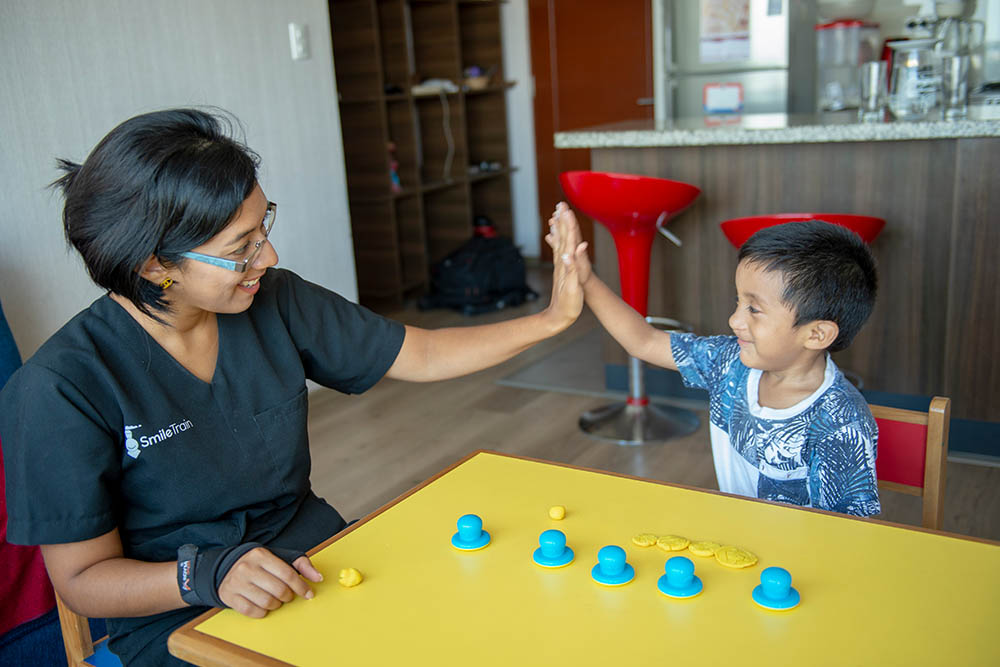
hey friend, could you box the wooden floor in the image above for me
[308,266,1000,543]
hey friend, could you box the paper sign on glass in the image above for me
[703,82,744,113]
[699,0,751,63]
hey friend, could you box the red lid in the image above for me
[815,20,878,30]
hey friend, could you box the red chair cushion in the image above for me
[874,418,927,488]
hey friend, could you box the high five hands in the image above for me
[546,202,591,289]
[542,201,588,330]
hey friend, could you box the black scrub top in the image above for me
[0,268,404,664]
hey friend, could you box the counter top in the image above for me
[554,112,1000,148]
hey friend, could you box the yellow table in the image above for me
[169,451,1000,666]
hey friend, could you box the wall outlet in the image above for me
[288,23,310,61]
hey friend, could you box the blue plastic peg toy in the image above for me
[656,556,703,598]
[752,566,800,610]
[451,514,491,551]
[590,545,635,585]
[532,529,574,568]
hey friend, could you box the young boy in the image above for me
[549,203,880,517]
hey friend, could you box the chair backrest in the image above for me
[871,396,950,530]
[54,593,120,667]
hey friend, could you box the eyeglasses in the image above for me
[180,202,276,272]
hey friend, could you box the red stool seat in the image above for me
[559,171,700,317]
[720,213,885,248]
[559,170,702,445]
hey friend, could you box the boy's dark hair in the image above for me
[51,108,260,318]
[738,220,877,352]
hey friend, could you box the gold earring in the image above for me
[159,278,173,289]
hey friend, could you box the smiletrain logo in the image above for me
[124,420,194,459]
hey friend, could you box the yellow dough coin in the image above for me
[656,535,690,551]
[688,541,723,557]
[549,505,566,520]
[338,567,363,587]
[631,533,658,547]
[714,546,758,569]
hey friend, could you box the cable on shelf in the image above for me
[439,89,454,182]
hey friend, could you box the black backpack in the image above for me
[418,227,538,316]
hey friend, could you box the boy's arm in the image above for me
[550,203,678,371]
[808,415,881,518]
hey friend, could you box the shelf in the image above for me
[468,166,516,183]
[329,0,513,308]
[421,179,460,194]
[411,89,462,100]
[349,168,516,203]
[463,81,515,95]
[339,81,515,105]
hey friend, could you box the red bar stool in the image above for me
[719,212,885,388]
[559,170,702,445]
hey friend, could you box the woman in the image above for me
[0,108,582,665]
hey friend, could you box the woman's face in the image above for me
[166,184,279,316]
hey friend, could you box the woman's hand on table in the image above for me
[219,547,323,618]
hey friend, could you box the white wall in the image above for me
[864,0,998,38]
[502,0,542,258]
[0,0,356,358]
[0,0,543,359]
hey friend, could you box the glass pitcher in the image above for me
[935,17,985,57]
[888,39,941,121]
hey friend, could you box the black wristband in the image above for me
[177,543,307,608]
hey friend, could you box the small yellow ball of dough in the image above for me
[338,567,363,587]
[548,505,566,520]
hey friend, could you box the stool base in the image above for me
[579,401,700,446]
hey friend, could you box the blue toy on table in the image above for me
[532,529,574,568]
[590,545,635,585]
[657,556,703,599]
[451,514,491,551]
[752,566,800,610]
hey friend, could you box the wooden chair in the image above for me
[54,593,120,667]
[871,396,951,530]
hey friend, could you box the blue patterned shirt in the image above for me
[671,333,880,517]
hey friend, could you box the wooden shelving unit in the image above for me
[328,0,516,307]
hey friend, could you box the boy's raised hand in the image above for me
[547,202,591,285]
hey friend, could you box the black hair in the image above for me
[50,108,260,318]
[738,220,877,352]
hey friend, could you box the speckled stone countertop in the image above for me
[554,112,1000,148]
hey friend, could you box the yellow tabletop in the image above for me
[170,451,1000,666]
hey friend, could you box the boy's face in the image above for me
[728,260,816,371]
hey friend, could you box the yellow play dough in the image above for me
[688,541,723,557]
[338,567,363,587]
[714,546,758,569]
[631,533,658,547]
[549,505,566,520]
[656,535,690,552]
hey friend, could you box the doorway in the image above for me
[529,0,654,262]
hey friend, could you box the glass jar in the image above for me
[816,20,881,111]
[888,39,941,121]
